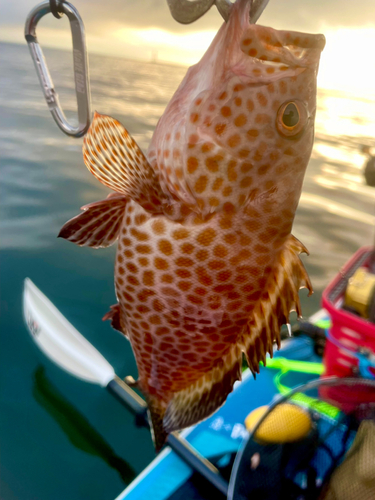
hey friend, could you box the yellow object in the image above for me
[245,403,312,443]
[345,267,375,319]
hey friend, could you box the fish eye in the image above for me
[276,100,308,138]
[282,103,299,127]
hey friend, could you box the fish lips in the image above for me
[241,24,325,64]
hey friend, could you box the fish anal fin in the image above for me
[58,195,127,248]
[163,345,242,433]
[243,234,313,372]
[83,112,167,214]
[146,395,168,453]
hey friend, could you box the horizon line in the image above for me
[2,39,375,102]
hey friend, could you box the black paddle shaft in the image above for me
[107,376,229,496]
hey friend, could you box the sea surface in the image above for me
[1,41,375,500]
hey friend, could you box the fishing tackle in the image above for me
[24,0,91,137]
[166,0,269,24]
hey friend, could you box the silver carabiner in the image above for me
[25,1,91,138]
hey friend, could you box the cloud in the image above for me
[263,0,375,32]
[2,1,375,100]
[5,0,375,37]
[3,0,375,74]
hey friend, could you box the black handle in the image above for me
[107,376,228,496]
[166,433,228,496]
[107,376,149,427]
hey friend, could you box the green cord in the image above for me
[265,357,324,375]
[316,319,331,330]
[261,357,341,420]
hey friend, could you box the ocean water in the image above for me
[1,40,375,500]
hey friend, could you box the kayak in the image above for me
[115,319,326,500]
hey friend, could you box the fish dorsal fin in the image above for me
[244,234,313,374]
[163,344,242,433]
[58,194,126,248]
[83,113,167,213]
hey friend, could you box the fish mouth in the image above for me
[240,25,325,72]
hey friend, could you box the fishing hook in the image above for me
[166,0,270,24]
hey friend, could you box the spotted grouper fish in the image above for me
[60,0,325,449]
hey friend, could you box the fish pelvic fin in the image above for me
[163,344,242,433]
[103,303,131,341]
[243,234,313,374]
[103,304,123,333]
[58,193,126,248]
[83,112,168,214]
[146,395,168,453]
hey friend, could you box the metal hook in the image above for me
[166,0,215,24]
[50,0,64,19]
[24,1,91,138]
[166,0,270,24]
[248,0,270,24]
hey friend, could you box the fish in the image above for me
[59,0,325,450]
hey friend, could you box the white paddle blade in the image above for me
[23,278,115,386]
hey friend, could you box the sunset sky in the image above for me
[2,0,375,96]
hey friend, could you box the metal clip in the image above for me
[166,0,270,24]
[24,1,91,138]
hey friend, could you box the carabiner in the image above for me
[25,1,91,138]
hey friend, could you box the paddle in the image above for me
[23,278,228,496]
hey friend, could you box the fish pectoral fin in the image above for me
[83,112,167,214]
[163,345,242,433]
[243,234,313,375]
[58,194,127,248]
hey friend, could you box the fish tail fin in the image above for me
[243,234,313,373]
[146,395,168,452]
[83,112,167,214]
[58,194,127,248]
[163,345,242,433]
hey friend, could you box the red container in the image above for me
[320,246,375,411]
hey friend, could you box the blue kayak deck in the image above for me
[116,334,323,500]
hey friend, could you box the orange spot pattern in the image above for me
[112,167,306,401]
[177,62,313,214]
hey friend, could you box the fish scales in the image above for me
[59,0,325,450]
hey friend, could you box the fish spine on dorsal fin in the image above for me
[243,234,313,374]
[83,112,168,214]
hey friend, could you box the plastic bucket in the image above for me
[320,247,375,410]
